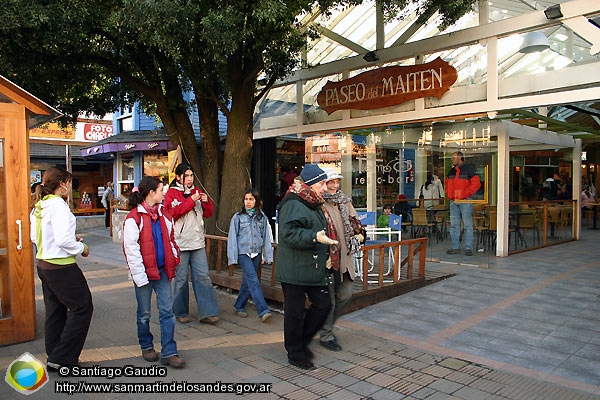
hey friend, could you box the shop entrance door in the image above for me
[0,102,37,345]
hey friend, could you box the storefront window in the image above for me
[143,151,169,182]
[273,123,494,264]
[117,152,134,198]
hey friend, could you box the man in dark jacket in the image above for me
[275,163,337,370]
[445,151,481,256]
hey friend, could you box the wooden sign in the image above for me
[317,57,457,114]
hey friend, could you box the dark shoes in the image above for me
[288,358,316,370]
[47,361,78,373]
[160,355,186,369]
[46,364,60,373]
[446,248,461,254]
[199,316,219,325]
[465,250,473,256]
[142,348,159,362]
[319,339,342,352]
[304,347,314,359]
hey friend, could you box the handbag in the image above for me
[349,215,367,244]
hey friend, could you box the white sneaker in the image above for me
[261,312,272,323]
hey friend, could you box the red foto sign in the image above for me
[84,124,113,141]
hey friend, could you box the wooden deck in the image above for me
[206,235,455,313]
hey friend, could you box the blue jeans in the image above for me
[449,200,474,251]
[134,269,178,358]
[233,254,270,318]
[172,249,219,319]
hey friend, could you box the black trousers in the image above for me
[37,264,93,366]
[281,282,332,362]
[105,207,111,227]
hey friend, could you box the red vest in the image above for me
[125,206,180,280]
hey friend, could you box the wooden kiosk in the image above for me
[0,76,60,345]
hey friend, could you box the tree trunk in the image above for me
[197,97,222,235]
[157,106,202,187]
[217,83,255,234]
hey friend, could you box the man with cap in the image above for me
[275,163,338,370]
[319,168,361,352]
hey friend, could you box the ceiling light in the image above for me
[519,31,550,53]
[544,4,563,20]
[363,51,379,62]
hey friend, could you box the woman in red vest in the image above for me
[123,176,184,368]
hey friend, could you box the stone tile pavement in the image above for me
[1,226,598,399]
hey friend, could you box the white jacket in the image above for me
[30,195,86,264]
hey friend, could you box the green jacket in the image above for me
[275,193,330,286]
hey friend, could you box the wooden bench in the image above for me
[72,208,105,216]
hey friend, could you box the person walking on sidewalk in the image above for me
[30,166,93,372]
[319,168,363,352]
[445,151,481,256]
[227,188,274,322]
[123,176,185,368]
[101,181,114,228]
[275,164,337,370]
[164,163,220,325]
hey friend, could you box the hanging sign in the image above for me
[317,57,457,114]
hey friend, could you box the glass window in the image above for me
[117,152,134,198]
[143,151,169,181]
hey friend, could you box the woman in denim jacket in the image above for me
[227,188,274,322]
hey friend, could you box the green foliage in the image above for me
[0,0,476,227]
[0,0,476,121]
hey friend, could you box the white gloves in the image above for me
[316,230,338,246]
[354,233,364,243]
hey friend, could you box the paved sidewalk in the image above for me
[1,226,598,399]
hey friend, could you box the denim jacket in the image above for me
[227,210,274,265]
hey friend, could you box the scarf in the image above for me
[322,206,340,271]
[245,207,255,216]
[323,190,361,255]
[173,180,194,198]
[141,201,160,222]
[288,177,325,205]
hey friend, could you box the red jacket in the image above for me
[445,162,481,200]
[122,205,180,286]
[164,184,214,251]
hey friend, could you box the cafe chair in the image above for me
[519,208,541,246]
[431,204,449,240]
[474,212,490,251]
[582,208,594,226]
[412,208,435,242]
[547,207,563,239]
[353,226,401,283]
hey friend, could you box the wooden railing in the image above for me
[205,234,428,291]
[358,237,428,290]
[72,207,105,215]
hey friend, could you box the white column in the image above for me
[487,37,498,108]
[366,133,377,212]
[573,139,582,240]
[340,132,353,197]
[496,125,509,257]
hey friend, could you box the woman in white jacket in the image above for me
[30,167,93,372]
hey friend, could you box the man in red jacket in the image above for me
[445,151,481,256]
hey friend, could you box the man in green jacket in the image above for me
[275,163,338,370]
